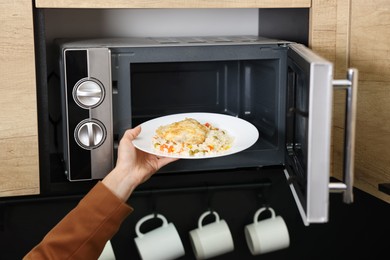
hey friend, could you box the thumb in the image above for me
[125,126,142,141]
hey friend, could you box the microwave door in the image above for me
[285,43,333,226]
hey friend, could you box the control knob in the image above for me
[75,120,106,149]
[73,79,104,108]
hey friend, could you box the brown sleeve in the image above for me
[23,181,133,260]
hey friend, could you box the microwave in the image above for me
[56,36,357,225]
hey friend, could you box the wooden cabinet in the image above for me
[349,0,390,202]
[311,0,390,203]
[1,0,389,203]
[0,0,39,197]
[35,0,311,8]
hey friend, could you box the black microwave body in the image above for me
[57,36,356,225]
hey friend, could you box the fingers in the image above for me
[156,157,179,169]
[122,126,178,170]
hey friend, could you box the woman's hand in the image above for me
[102,126,178,201]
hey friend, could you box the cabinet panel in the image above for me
[0,0,39,197]
[310,0,390,203]
[35,0,311,8]
[0,136,39,197]
[350,0,390,202]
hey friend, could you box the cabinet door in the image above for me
[0,0,39,197]
[285,43,333,225]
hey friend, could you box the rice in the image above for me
[152,122,234,157]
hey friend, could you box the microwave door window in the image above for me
[285,43,333,225]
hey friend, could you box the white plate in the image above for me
[132,112,259,159]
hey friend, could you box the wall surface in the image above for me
[44,8,259,78]
[44,9,259,41]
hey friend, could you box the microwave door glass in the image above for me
[285,44,333,225]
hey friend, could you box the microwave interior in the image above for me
[110,42,288,173]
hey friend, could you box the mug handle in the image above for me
[135,214,168,238]
[254,207,275,224]
[198,210,220,229]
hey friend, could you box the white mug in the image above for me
[245,207,290,255]
[134,214,185,260]
[189,210,234,260]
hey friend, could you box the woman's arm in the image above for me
[102,126,177,202]
[24,182,132,260]
[24,126,177,259]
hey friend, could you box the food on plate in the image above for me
[153,118,234,157]
[155,118,208,145]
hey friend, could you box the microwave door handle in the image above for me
[329,68,358,203]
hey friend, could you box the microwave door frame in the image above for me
[285,43,333,226]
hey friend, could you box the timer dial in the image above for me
[75,120,106,149]
[73,79,104,108]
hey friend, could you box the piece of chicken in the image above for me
[156,118,209,145]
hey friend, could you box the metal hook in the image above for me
[257,185,270,209]
[149,190,158,218]
[206,185,214,213]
